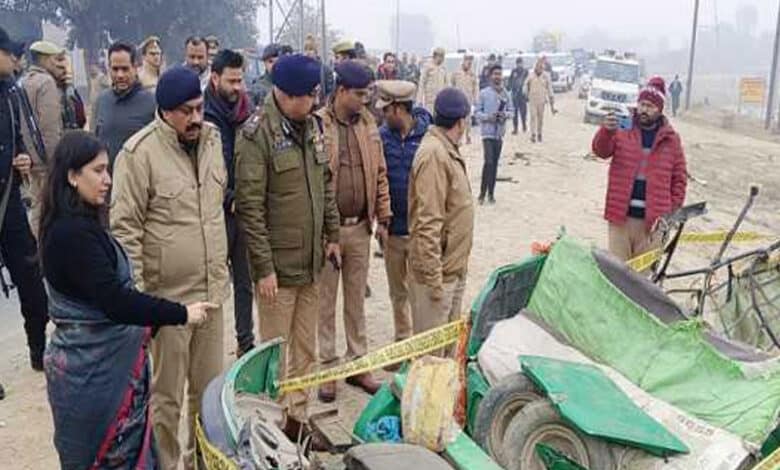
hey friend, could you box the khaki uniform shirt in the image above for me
[20,65,63,169]
[408,126,474,293]
[450,68,479,106]
[110,114,229,305]
[418,62,448,111]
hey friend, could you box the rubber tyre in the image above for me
[473,373,543,467]
[502,399,615,470]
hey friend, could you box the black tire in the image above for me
[473,373,543,467]
[502,399,615,470]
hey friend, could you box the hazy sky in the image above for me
[262,0,776,52]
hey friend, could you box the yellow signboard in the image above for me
[739,77,766,104]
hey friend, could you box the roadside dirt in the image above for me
[1,92,778,469]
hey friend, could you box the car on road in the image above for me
[544,52,576,93]
[584,54,642,124]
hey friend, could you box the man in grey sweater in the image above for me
[475,63,513,204]
[93,42,156,168]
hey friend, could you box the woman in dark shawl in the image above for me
[39,131,216,469]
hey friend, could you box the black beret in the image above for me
[272,54,322,97]
[0,27,23,56]
[335,60,373,89]
[156,66,202,111]
[434,87,470,120]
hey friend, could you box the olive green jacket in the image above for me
[235,94,340,286]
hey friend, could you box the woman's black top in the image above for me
[42,214,187,326]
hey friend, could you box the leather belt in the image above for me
[341,216,365,226]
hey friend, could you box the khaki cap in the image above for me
[140,36,161,50]
[29,41,64,56]
[375,80,417,109]
[332,40,356,54]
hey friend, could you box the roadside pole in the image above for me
[269,0,274,44]
[320,0,327,95]
[395,0,400,57]
[299,0,305,51]
[766,0,780,130]
[684,0,700,112]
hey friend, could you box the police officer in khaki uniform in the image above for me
[417,47,448,113]
[234,54,340,448]
[450,53,478,144]
[111,66,228,470]
[20,40,66,238]
[138,36,163,90]
[332,40,357,64]
[315,61,392,403]
[408,88,475,353]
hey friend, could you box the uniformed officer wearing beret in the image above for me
[408,87,475,352]
[111,66,228,469]
[234,54,340,446]
[314,60,392,403]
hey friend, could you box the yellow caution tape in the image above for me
[754,447,780,470]
[627,248,663,272]
[194,414,238,470]
[278,319,466,394]
[627,231,777,272]
[679,231,772,244]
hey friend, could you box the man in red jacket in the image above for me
[592,77,687,261]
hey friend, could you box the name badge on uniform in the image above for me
[272,138,294,153]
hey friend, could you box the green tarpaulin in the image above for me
[527,236,780,444]
[520,355,689,456]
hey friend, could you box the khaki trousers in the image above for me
[151,305,224,470]
[529,101,546,136]
[383,235,414,342]
[24,171,46,239]
[608,218,662,262]
[319,221,370,364]
[409,275,466,356]
[259,284,319,421]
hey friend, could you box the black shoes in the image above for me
[0,383,5,400]
[31,352,44,372]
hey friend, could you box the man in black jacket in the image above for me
[509,57,529,134]
[204,49,255,356]
[0,27,48,374]
[93,42,156,168]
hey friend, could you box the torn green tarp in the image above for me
[526,236,780,444]
[443,431,504,470]
[520,356,689,456]
[466,362,491,435]
[468,255,546,357]
[535,443,588,470]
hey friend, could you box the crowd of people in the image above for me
[0,23,687,469]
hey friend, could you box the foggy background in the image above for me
[2,0,779,113]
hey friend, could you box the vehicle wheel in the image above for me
[502,399,615,470]
[473,373,543,467]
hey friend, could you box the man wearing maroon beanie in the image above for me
[592,76,688,262]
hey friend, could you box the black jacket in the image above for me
[204,85,251,208]
[42,213,187,326]
[0,78,25,186]
[93,81,156,167]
